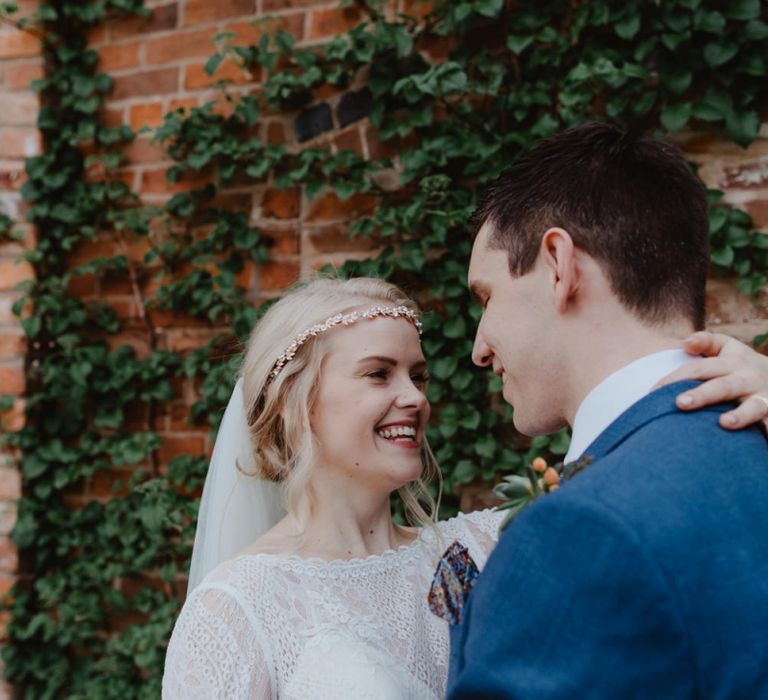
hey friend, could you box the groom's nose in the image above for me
[471,330,493,368]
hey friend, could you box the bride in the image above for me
[162,277,768,699]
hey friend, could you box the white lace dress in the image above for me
[162,509,504,700]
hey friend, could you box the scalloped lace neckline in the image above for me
[235,525,436,571]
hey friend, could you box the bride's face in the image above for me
[309,316,430,492]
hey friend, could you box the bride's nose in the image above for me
[395,378,428,409]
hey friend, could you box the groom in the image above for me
[448,123,768,697]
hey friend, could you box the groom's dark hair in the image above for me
[471,122,710,329]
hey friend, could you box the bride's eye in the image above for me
[366,369,389,380]
[411,372,429,387]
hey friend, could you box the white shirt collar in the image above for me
[564,349,695,464]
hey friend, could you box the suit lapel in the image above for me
[581,380,701,462]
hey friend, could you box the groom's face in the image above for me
[468,223,565,436]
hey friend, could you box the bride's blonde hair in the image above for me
[241,277,440,530]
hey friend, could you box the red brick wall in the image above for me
[0,9,41,695]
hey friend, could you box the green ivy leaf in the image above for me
[703,42,740,67]
[615,15,640,40]
[660,102,692,132]
[725,0,760,20]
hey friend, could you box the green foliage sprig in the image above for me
[1,0,766,697]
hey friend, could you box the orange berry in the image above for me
[532,457,548,473]
[543,467,560,486]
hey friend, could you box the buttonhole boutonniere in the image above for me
[494,454,593,533]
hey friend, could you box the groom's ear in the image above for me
[540,228,578,314]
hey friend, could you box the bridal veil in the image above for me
[187,378,286,593]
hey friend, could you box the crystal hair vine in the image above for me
[267,305,422,383]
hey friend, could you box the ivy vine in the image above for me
[0,0,766,696]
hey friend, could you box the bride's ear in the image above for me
[539,228,578,313]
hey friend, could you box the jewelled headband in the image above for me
[267,305,422,383]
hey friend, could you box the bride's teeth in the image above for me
[377,426,416,439]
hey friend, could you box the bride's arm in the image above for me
[162,586,273,699]
[659,332,768,430]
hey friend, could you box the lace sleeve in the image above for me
[162,583,274,700]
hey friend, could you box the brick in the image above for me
[101,107,126,129]
[111,3,179,40]
[336,88,371,128]
[402,0,436,20]
[88,468,134,499]
[225,14,305,46]
[0,28,40,59]
[140,167,210,195]
[106,331,151,360]
[260,226,300,255]
[0,127,40,158]
[0,397,23,432]
[67,239,118,268]
[0,92,37,127]
[67,272,97,298]
[0,573,15,598]
[314,82,344,101]
[129,102,164,131]
[0,502,14,537]
[164,331,217,354]
[168,97,199,113]
[110,298,139,321]
[365,124,398,161]
[0,258,33,291]
[307,224,378,253]
[259,260,300,290]
[305,190,376,222]
[183,58,255,91]
[112,67,179,101]
[145,29,218,64]
[0,469,19,502]
[261,187,300,219]
[0,297,19,324]
[0,332,24,360]
[414,32,455,63]
[98,41,141,72]
[210,192,252,212]
[4,58,43,91]
[264,0,319,8]
[264,119,287,145]
[0,165,25,191]
[157,434,205,464]
[293,102,333,142]
[122,136,167,164]
[334,126,363,156]
[308,6,362,40]
[744,199,768,230]
[183,0,255,26]
[87,23,107,45]
[0,537,17,574]
[149,309,212,328]
[0,365,24,395]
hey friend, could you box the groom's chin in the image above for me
[511,410,567,438]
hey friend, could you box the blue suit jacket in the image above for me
[448,381,768,699]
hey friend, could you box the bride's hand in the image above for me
[657,331,768,430]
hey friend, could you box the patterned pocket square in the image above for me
[427,540,479,626]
